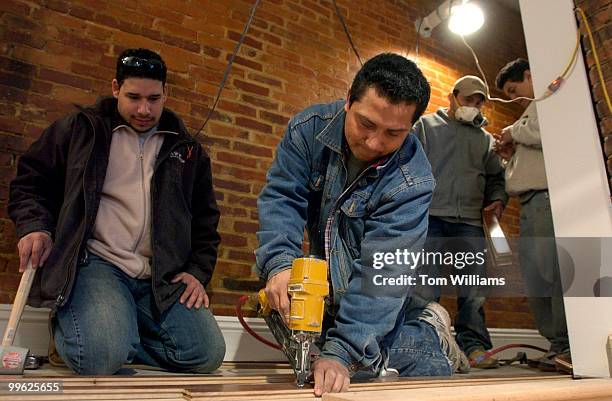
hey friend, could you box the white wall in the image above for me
[519,0,612,378]
[0,305,549,362]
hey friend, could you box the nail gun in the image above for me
[257,256,329,387]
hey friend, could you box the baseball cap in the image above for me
[453,75,487,97]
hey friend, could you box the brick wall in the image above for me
[0,0,534,328]
[574,0,611,197]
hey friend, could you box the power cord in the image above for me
[194,0,261,139]
[332,0,363,66]
[193,2,610,140]
[575,6,612,115]
[460,30,580,104]
[194,0,365,140]
[459,5,609,108]
[414,18,423,62]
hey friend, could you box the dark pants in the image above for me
[406,216,493,356]
[519,191,569,354]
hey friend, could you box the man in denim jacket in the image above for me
[256,54,469,396]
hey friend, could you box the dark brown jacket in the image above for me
[8,97,220,312]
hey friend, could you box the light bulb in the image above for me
[448,3,485,35]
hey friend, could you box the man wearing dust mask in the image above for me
[405,75,508,369]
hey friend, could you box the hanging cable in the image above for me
[332,0,363,66]
[414,18,423,63]
[194,0,261,139]
[460,31,580,105]
[575,6,612,115]
[458,5,612,107]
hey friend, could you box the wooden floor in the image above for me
[1,362,611,400]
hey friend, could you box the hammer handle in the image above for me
[2,261,36,347]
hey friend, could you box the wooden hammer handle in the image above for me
[2,260,36,347]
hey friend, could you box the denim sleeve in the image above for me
[483,134,509,205]
[255,124,311,280]
[320,178,433,371]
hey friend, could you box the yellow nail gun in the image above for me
[258,256,329,387]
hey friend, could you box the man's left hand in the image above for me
[484,200,504,220]
[313,358,350,396]
[493,141,515,161]
[499,126,514,145]
[171,272,209,309]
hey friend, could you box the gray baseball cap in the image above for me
[453,75,487,97]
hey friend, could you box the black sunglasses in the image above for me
[120,56,165,72]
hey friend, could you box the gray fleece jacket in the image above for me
[413,108,508,225]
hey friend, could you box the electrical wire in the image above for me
[459,31,580,104]
[459,5,612,109]
[559,29,581,80]
[414,18,423,62]
[332,0,363,66]
[575,6,612,115]
[236,290,555,370]
[194,0,261,139]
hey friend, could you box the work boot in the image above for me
[554,352,573,375]
[527,351,558,372]
[417,301,470,374]
[468,348,499,369]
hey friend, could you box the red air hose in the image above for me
[236,295,550,364]
[471,343,549,366]
[236,294,282,350]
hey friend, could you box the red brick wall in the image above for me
[0,0,533,328]
[574,0,611,196]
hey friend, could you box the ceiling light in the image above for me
[448,3,484,35]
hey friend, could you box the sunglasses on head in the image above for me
[120,56,165,72]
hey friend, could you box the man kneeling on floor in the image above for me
[8,48,225,375]
[256,53,470,396]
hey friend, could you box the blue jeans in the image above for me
[53,254,226,375]
[389,320,452,376]
[406,217,492,355]
[351,319,452,380]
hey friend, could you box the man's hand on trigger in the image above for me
[264,269,291,324]
[172,272,209,309]
[313,357,350,396]
[17,231,53,272]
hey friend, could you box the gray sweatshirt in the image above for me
[504,102,548,196]
[413,108,507,226]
